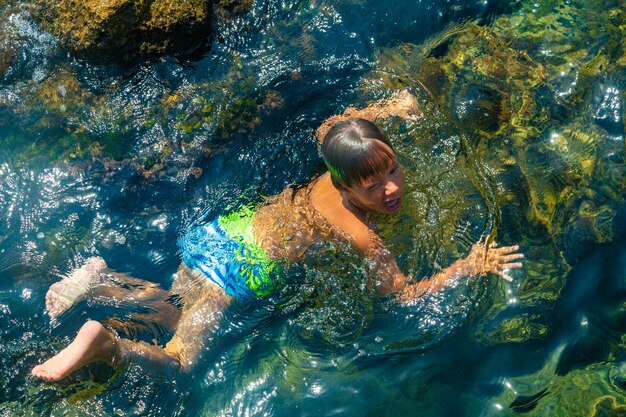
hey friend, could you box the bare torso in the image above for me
[250,172,366,262]
[250,90,424,264]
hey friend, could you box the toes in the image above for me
[32,366,51,380]
[85,257,107,272]
[45,302,56,316]
[45,292,63,317]
[38,371,57,382]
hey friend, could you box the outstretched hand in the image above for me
[396,241,524,301]
[464,242,524,282]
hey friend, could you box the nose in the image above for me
[385,181,399,196]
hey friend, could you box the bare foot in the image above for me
[347,90,422,121]
[46,257,108,318]
[31,320,115,382]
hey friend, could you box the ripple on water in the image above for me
[0,8,59,87]
[592,85,624,137]
[2,0,625,415]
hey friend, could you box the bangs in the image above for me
[332,140,397,188]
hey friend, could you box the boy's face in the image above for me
[343,161,405,215]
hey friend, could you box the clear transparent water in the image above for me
[1,0,625,416]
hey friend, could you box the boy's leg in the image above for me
[32,266,232,380]
[31,319,183,382]
[45,257,108,318]
[46,257,173,319]
[31,320,116,381]
[164,265,232,370]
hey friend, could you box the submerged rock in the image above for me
[31,0,213,63]
[0,41,16,81]
[0,16,20,83]
[214,0,254,21]
[448,83,508,136]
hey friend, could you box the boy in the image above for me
[32,91,522,381]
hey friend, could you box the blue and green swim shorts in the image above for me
[179,206,279,299]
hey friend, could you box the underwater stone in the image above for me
[478,314,550,345]
[448,84,507,136]
[591,396,626,417]
[214,0,253,20]
[558,201,615,260]
[0,30,20,83]
[31,0,212,63]
[0,47,15,82]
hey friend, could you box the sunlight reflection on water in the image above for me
[1,0,625,415]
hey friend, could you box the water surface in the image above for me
[1,0,625,416]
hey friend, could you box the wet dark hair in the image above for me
[321,117,397,189]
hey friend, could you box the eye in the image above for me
[389,164,399,174]
[367,183,380,192]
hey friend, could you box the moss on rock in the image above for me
[31,0,213,63]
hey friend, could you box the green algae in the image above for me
[214,0,254,20]
[3,130,132,169]
[365,0,626,346]
[480,314,551,345]
[173,65,284,142]
[1,0,625,412]
[350,4,626,414]
[1,65,136,167]
[501,361,626,417]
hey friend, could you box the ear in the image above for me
[329,176,347,192]
[338,184,356,201]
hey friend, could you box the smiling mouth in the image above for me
[384,197,401,211]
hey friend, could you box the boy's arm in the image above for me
[315,90,421,142]
[367,237,524,302]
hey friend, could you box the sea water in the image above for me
[0,0,625,416]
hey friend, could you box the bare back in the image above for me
[251,173,368,262]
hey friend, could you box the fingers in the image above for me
[470,241,524,281]
[497,271,514,282]
[493,255,523,282]
[493,245,520,254]
[501,253,524,263]
[485,243,524,281]
[500,262,523,270]
[488,246,523,264]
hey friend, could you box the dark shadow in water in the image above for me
[509,387,550,413]
[551,203,626,375]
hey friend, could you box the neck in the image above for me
[341,193,367,222]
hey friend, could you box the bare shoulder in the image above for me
[310,174,371,253]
